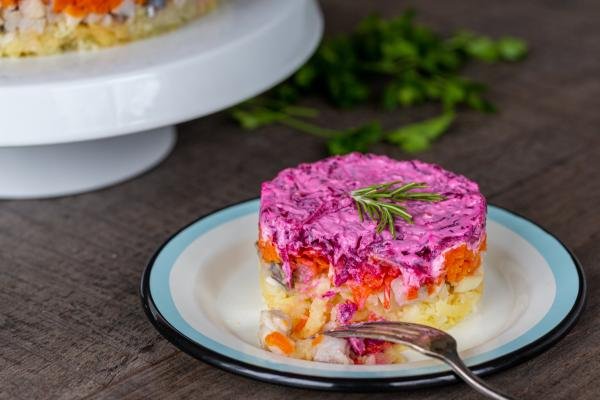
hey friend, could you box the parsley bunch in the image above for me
[231,10,527,155]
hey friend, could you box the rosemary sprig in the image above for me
[350,181,444,238]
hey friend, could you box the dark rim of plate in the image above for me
[139,198,587,392]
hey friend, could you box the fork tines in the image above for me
[325,321,448,348]
[326,325,419,345]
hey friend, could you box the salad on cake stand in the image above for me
[0,0,323,198]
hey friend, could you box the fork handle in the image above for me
[439,351,517,400]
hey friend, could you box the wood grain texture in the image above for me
[1,0,599,399]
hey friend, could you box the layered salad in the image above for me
[257,153,487,364]
[0,0,216,56]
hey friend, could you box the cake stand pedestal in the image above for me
[0,0,322,199]
[0,128,175,198]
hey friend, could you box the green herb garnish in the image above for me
[231,10,528,154]
[351,181,444,238]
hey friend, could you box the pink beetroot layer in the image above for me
[259,153,487,288]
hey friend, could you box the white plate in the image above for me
[141,199,586,390]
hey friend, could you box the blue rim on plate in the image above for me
[140,199,587,391]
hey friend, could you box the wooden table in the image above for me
[2,1,598,398]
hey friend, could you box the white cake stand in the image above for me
[0,0,323,199]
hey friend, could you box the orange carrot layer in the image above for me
[290,248,330,277]
[53,0,135,17]
[1,0,17,8]
[443,238,485,283]
[264,332,295,355]
[257,239,281,264]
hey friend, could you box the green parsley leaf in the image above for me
[383,80,426,109]
[497,37,528,61]
[440,78,467,107]
[465,36,499,62]
[327,123,384,155]
[326,71,370,107]
[293,64,319,88]
[467,92,497,113]
[386,111,456,153]
[272,83,299,103]
[230,107,286,130]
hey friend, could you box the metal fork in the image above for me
[325,321,516,400]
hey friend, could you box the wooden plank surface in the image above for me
[1,1,599,399]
